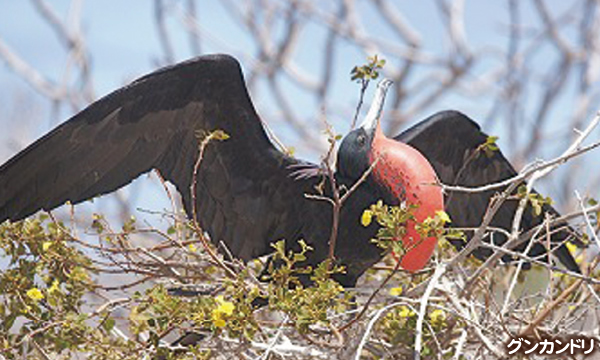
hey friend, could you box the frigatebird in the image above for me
[0,54,580,286]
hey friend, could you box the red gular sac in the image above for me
[370,124,445,272]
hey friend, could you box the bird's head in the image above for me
[338,79,393,181]
[338,79,444,272]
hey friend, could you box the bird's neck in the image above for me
[368,126,444,272]
[369,127,438,205]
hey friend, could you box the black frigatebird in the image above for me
[0,54,580,286]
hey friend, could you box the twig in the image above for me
[337,258,403,333]
[354,302,415,360]
[518,257,598,336]
[440,278,506,357]
[190,132,237,279]
[501,217,544,315]
[259,315,289,359]
[154,0,175,64]
[351,79,369,130]
[442,140,600,194]
[453,328,468,360]
[461,112,600,291]
[575,190,600,249]
[522,109,600,194]
[0,37,65,100]
[413,263,446,360]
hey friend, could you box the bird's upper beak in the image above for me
[359,78,393,135]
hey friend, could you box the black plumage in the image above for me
[0,55,580,286]
[397,111,581,271]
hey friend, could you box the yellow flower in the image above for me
[429,309,446,324]
[42,241,53,251]
[566,242,577,254]
[361,210,373,227]
[26,288,44,301]
[212,312,227,328]
[211,295,235,328]
[188,243,197,252]
[436,210,451,224]
[389,286,403,296]
[48,280,60,294]
[213,317,226,327]
[398,306,415,318]
[215,295,235,316]
[565,242,583,264]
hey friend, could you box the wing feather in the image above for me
[0,54,317,261]
[395,110,581,272]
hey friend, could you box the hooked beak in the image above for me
[359,78,393,134]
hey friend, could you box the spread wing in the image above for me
[395,110,581,272]
[0,54,319,261]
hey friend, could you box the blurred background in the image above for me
[1,0,599,225]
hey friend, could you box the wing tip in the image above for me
[132,53,243,85]
[179,53,242,71]
[425,110,482,131]
[395,109,485,146]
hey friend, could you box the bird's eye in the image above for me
[357,134,366,146]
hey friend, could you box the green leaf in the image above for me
[102,317,115,332]
[212,129,230,140]
[480,135,499,157]
[350,55,386,82]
